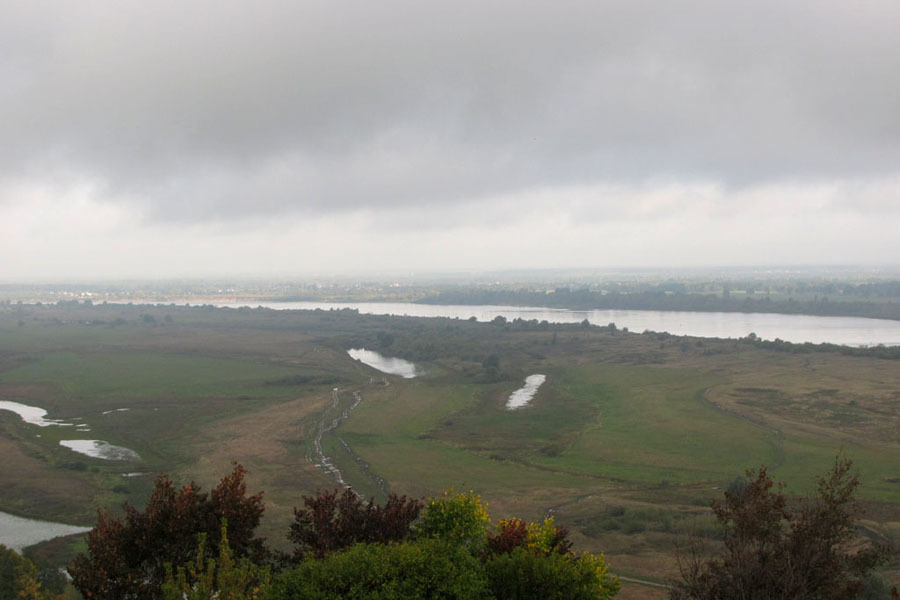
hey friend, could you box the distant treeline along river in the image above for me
[213,302,900,347]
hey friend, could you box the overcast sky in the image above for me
[2,1,899,281]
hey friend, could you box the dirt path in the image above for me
[617,575,670,589]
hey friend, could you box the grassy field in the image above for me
[1,300,898,596]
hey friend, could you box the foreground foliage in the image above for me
[162,522,271,600]
[269,488,619,599]
[68,472,618,599]
[418,488,491,548]
[288,488,422,560]
[484,547,617,600]
[269,539,489,599]
[670,457,896,600]
[69,464,266,599]
[0,544,58,600]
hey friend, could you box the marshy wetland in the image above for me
[1,300,899,597]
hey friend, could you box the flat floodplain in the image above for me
[1,301,898,595]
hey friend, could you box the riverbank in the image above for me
[207,301,900,347]
[418,289,900,321]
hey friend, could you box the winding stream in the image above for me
[309,389,362,489]
[0,511,89,552]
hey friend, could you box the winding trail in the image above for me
[307,386,387,496]
[696,387,786,471]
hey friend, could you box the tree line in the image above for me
[419,288,900,321]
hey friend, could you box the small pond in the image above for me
[0,401,74,427]
[59,439,141,461]
[347,348,420,379]
[506,374,547,410]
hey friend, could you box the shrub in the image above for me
[485,547,620,600]
[267,539,488,600]
[418,489,490,548]
[288,488,422,561]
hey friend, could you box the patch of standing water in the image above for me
[507,374,547,410]
[0,401,74,427]
[59,440,141,461]
[347,348,420,378]
[0,511,89,552]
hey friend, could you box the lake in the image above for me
[217,301,900,347]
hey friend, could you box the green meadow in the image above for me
[1,301,898,595]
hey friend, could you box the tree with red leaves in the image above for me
[671,457,895,600]
[486,517,574,556]
[69,464,265,600]
[287,488,422,560]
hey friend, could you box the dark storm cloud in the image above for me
[2,0,899,222]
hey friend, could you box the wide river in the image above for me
[213,301,900,347]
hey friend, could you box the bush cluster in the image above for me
[67,472,619,600]
[63,457,894,600]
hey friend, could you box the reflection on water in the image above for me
[0,511,89,552]
[223,302,900,347]
[507,374,547,410]
[59,439,141,461]
[0,401,74,427]
[347,348,419,378]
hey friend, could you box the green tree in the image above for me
[267,539,489,599]
[162,521,271,600]
[482,517,618,599]
[375,331,394,348]
[0,545,48,600]
[485,547,620,600]
[418,489,491,548]
[481,354,500,369]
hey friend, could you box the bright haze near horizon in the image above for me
[2,1,899,281]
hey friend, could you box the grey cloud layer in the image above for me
[3,0,899,221]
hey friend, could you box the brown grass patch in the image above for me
[186,392,335,550]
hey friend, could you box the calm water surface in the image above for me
[219,302,900,347]
[0,511,89,552]
[59,439,141,461]
[347,348,420,378]
[507,374,547,410]
[0,400,74,427]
